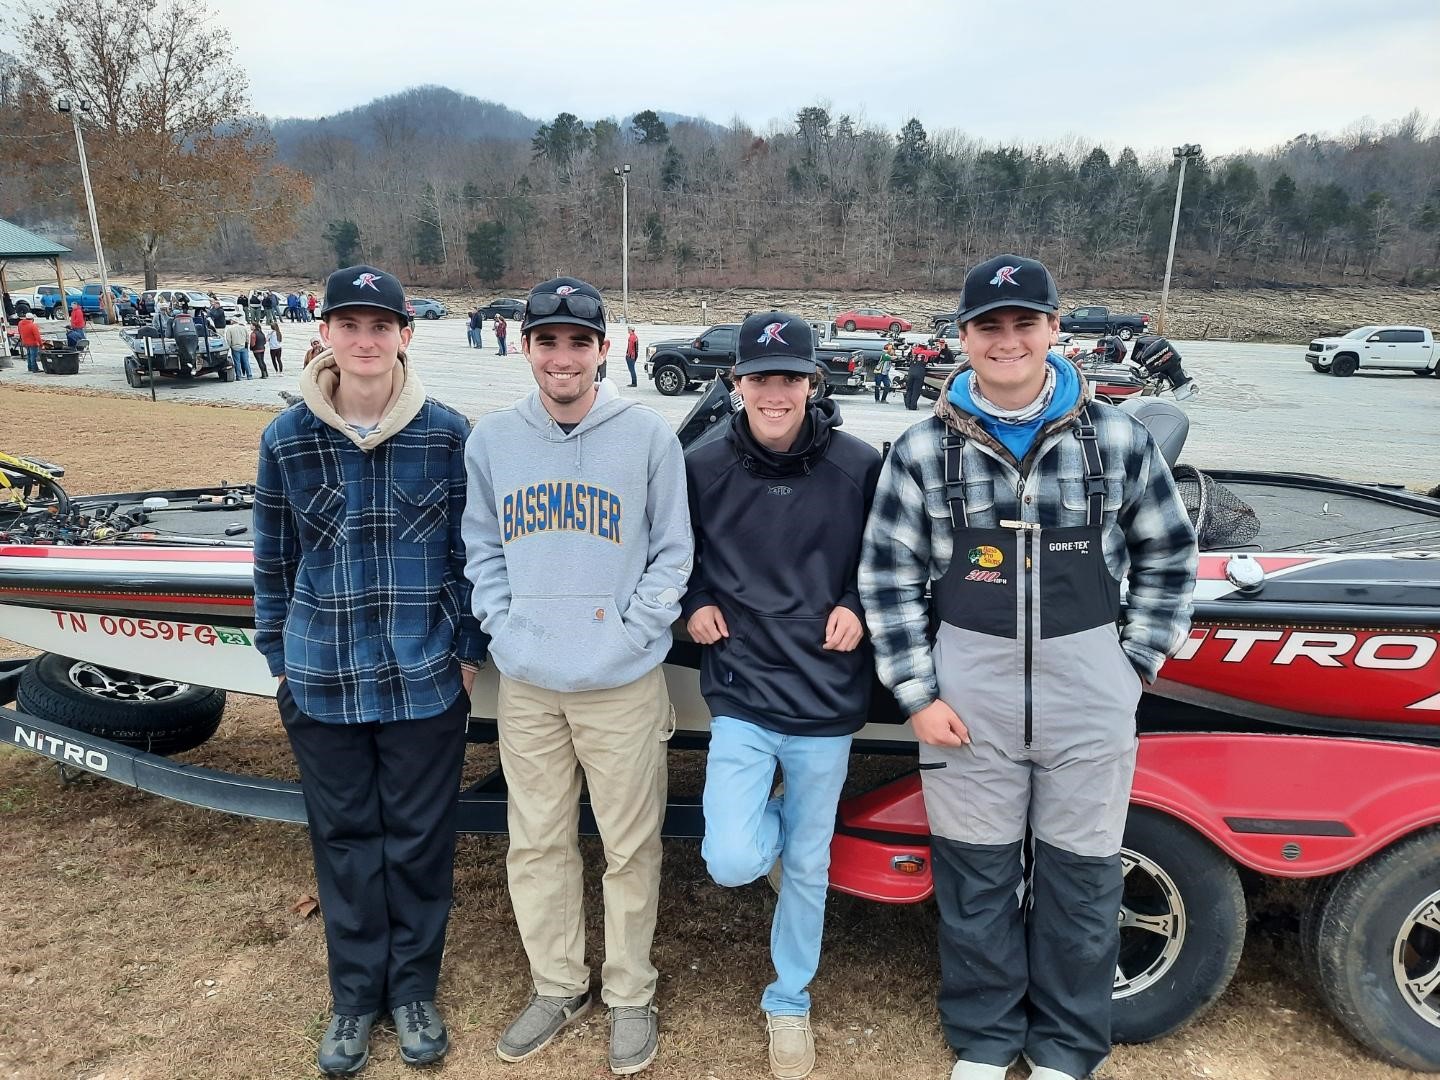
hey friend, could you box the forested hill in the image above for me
[271,98,1439,293]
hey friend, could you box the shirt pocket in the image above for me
[923,479,994,526]
[392,478,449,544]
[294,484,347,550]
[1059,477,1126,515]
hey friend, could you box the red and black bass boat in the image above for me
[1,394,1438,1070]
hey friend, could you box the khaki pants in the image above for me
[498,666,673,1007]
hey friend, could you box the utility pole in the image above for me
[1159,143,1202,336]
[58,96,115,324]
[613,162,631,323]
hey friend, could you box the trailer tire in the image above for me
[17,653,225,756]
[1312,827,1440,1072]
[1111,808,1247,1044]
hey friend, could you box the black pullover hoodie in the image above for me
[682,397,882,735]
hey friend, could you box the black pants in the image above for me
[280,683,469,1014]
[933,835,1122,1078]
[904,366,925,410]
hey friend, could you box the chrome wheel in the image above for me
[66,661,191,703]
[1393,890,1440,1027]
[1114,849,1187,999]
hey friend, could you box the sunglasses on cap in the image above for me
[526,290,604,321]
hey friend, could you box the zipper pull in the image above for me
[1000,519,1039,531]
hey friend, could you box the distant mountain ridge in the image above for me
[266,85,720,159]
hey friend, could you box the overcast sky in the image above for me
[19,0,1440,155]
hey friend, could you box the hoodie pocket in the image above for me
[720,610,870,723]
[294,484,346,550]
[492,593,648,689]
[393,478,449,544]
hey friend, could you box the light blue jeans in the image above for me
[701,714,852,1014]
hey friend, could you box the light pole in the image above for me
[613,162,631,324]
[1158,143,1202,336]
[57,96,115,324]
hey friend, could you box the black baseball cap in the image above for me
[957,254,1060,324]
[522,277,606,337]
[322,264,409,322]
[734,311,817,376]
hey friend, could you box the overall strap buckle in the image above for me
[941,433,969,530]
[1074,404,1107,528]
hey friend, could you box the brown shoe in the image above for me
[767,1012,815,1079]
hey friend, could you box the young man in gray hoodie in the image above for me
[462,278,692,1076]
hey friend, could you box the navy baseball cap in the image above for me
[522,277,607,337]
[322,265,409,321]
[957,254,1060,324]
[734,312,817,377]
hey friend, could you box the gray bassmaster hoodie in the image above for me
[461,380,693,693]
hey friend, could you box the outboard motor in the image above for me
[1135,337,1197,400]
[172,312,199,367]
[1093,334,1127,364]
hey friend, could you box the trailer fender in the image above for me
[1129,733,1440,878]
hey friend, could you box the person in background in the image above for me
[625,326,640,387]
[307,291,319,321]
[250,321,270,378]
[19,312,43,371]
[873,349,893,403]
[468,308,484,349]
[267,322,285,373]
[493,313,508,356]
[304,337,326,368]
[69,302,85,332]
[225,318,254,379]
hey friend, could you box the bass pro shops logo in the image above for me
[965,545,1006,584]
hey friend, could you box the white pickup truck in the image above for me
[1305,326,1440,377]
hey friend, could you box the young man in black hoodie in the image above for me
[683,312,881,1080]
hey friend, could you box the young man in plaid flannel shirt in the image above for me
[859,254,1197,1080]
[253,264,485,1076]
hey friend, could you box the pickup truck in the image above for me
[643,323,874,396]
[1305,326,1440,377]
[73,284,140,323]
[14,286,81,318]
[1058,305,1151,339]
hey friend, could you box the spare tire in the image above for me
[17,653,225,755]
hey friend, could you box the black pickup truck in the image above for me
[1058,305,1151,339]
[643,324,878,396]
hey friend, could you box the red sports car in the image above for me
[833,307,912,333]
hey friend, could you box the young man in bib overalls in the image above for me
[859,254,1197,1080]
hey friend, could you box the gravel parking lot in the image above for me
[9,320,1439,489]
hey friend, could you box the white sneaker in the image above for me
[949,1060,1010,1080]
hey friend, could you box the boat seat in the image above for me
[1117,397,1188,467]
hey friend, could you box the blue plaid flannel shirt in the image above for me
[253,400,486,724]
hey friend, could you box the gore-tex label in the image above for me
[1048,540,1090,553]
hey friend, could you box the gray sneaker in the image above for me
[496,990,593,1063]
[392,999,448,1067]
[608,1003,659,1075]
[317,1011,376,1076]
